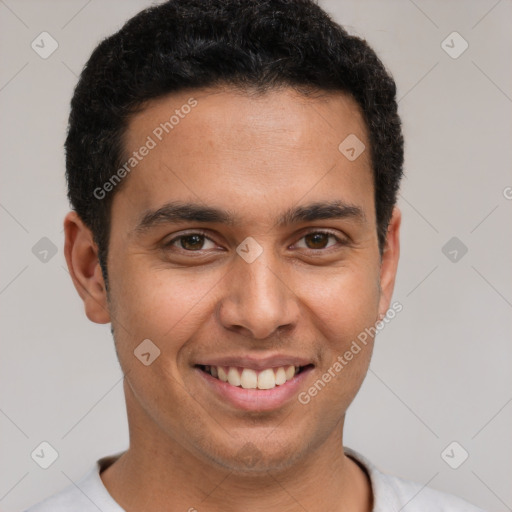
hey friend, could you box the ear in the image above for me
[377,206,401,318]
[63,211,111,324]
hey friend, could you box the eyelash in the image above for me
[163,230,348,255]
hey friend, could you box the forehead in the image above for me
[114,86,373,227]
[125,86,368,155]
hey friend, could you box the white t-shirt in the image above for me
[25,448,485,511]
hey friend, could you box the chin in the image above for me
[201,434,307,474]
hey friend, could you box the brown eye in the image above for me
[304,232,331,249]
[164,232,217,252]
[295,231,342,251]
[179,234,205,251]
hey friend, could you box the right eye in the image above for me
[162,232,219,253]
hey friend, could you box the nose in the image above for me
[217,250,300,340]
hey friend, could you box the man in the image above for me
[27,0,484,510]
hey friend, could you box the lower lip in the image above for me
[195,366,314,412]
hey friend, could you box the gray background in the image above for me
[1,0,511,510]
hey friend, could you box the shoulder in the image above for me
[374,470,486,511]
[24,453,125,512]
[24,468,99,512]
[25,485,93,512]
[345,448,486,512]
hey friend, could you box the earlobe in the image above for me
[378,206,401,318]
[63,211,111,324]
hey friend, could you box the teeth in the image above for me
[285,365,295,380]
[275,367,286,386]
[227,367,241,387]
[217,367,228,382]
[204,364,303,390]
[258,368,276,389]
[240,368,258,389]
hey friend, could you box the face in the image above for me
[66,86,400,473]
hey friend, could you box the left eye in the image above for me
[294,231,341,250]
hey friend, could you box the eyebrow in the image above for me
[133,199,366,234]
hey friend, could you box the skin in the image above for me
[64,86,401,512]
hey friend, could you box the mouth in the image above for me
[196,364,313,391]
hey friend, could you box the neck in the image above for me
[101,392,372,512]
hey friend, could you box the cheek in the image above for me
[293,263,380,407]
[107,267,218,418]
[296,263,381,346]
[109,263,222,342]
[106,263,224,402]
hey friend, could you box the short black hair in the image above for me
[65,0,403,281]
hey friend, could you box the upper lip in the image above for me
[195,354,314,371]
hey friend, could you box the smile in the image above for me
[197,364,310,390]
